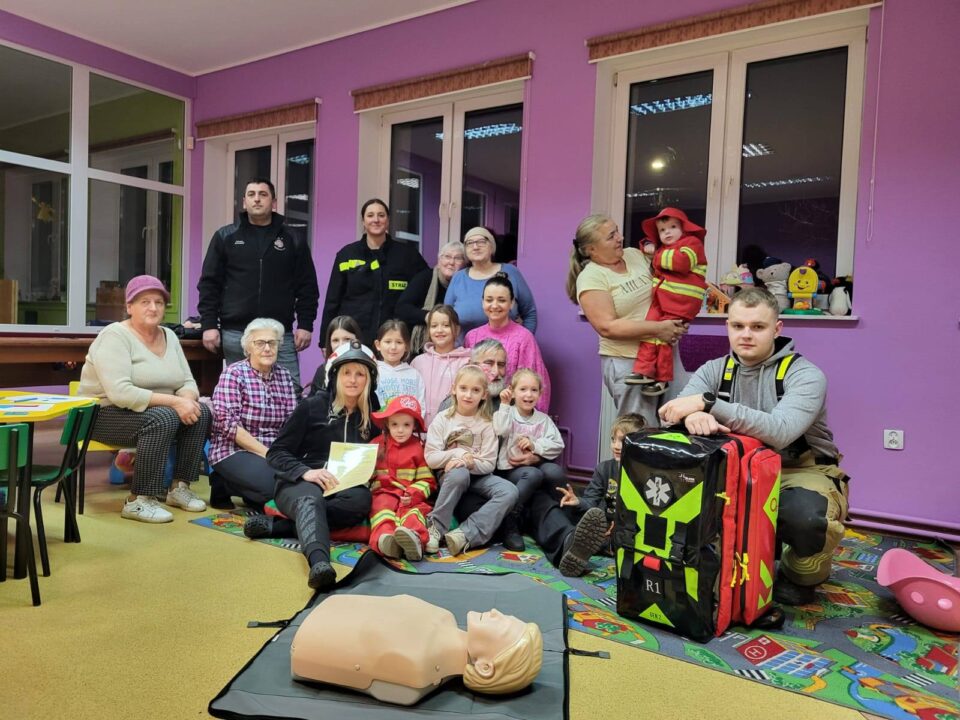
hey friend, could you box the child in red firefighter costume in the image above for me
[626,207,708,394]
[368,395,437,561]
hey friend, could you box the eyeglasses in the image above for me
[439,253,464,261]
[464,239,489,248]
[252,339,278,350]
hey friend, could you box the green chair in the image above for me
[30,404,98,576]
[0,423,40,606]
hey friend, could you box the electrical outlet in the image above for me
[883,429,904,450]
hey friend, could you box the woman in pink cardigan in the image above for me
[464,273,551,412]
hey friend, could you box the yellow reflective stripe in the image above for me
[374,468,389,476]
[399,508,427,525]
[395,469,417,480]
[658,280,706,299]
[410,480,433,497]
[389,480,407,491]
[414,467,433,481]
[777,354,797,381]
[371,509,397,527]
[339,259,367,271]
[388,280,408,291]
[370,259,380,271]
[660,249,675,271]
[640,338,665,346]
[691,263,707,277]
[680,247,698,266]
[723,356,735,381]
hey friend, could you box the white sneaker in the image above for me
[122,495,173,523]
[378,533,401,559]
[394,526,423,561]
[425,521,442,555]
[165,482,207,512]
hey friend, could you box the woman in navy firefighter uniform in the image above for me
[320,198,428,345]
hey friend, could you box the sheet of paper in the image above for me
[323,442,378,497]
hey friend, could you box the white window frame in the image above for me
[358,83,524,252]
[0,40,190,332]
[592,11,868,282]
[225,125,315,226]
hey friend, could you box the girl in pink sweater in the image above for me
[464,273,551,412]
[410,305,471,426]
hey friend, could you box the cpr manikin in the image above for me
[290,594,543,705]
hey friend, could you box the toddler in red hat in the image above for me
[368,395,437,561]
[626,207,708,393]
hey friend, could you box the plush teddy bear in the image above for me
[755,258,791,311]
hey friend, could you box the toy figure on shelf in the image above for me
[704,283,731,314]
[291,594,543,705]
[754,257,791,312]
[783,266,824,314]
[626,207,708,394]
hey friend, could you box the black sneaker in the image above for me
[639,381,669,397]
[624,373,655,386]
[208,474,235,509]
[772,571,817,606]
[243,515,274,539]
[559,508,608,577]
[500,512,526,552]
[751,605,786,630]
[308,561,337,591]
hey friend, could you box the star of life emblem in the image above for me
[644,476,672,507]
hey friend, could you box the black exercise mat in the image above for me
[209,552,569,719]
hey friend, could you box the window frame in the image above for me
[0,40,190,332]
[358,83,524,259]
[592,11,868,283]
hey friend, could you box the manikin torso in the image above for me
[291,594,469,705]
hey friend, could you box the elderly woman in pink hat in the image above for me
[79,275,212,524]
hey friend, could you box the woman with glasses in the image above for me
[395,240,467,355]
[208,318,298,509]
[444,227,538,336]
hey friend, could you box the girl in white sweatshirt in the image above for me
[374,319,426,410]
[424,365,518,557]
[410,305,471,426]
[492,368,566,551]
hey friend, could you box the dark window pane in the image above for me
[737,48,847,277]
[89,74,184,184]
[0,166,70,325]
[284,139,314,245]
[624,72,713,247]
[88,179,181,324]
[234,147,271,222]
[461,104,522,263]
[0,45,71,162]
[390,117,443,255]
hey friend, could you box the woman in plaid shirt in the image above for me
[209,318,298,508]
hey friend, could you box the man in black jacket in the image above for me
[198,178,319,384]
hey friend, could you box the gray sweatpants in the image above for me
[601,345,690,426]
[428,468,518,547]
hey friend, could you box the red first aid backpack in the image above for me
[613,430,781,642]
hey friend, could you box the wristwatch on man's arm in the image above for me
[701,391,717,413]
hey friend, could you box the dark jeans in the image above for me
[525,489,577,567]
[275,481,371,563]
[212,451,276,507]
[506,461,566,506]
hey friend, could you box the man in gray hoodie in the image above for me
[659,287,848,605]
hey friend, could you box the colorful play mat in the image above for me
[193,512,959,720]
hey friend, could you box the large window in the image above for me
[0,43,187,330]
[600,15,866,288]
[374,89,523,262]
[226,129,314,244]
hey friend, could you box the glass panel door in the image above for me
[624,71,714,248]
[282,138,314,244]
[232,145,272,222]
[459,104,522,262]
[735,48,848,276]
[389,116,444,254]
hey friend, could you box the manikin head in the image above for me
[462,609,543,694]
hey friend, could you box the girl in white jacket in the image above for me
[374,319,426,410]
[493,369,566,551]
[411,305,471,426]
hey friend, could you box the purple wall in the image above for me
[4,0,959,533]
[0,10,194,97]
